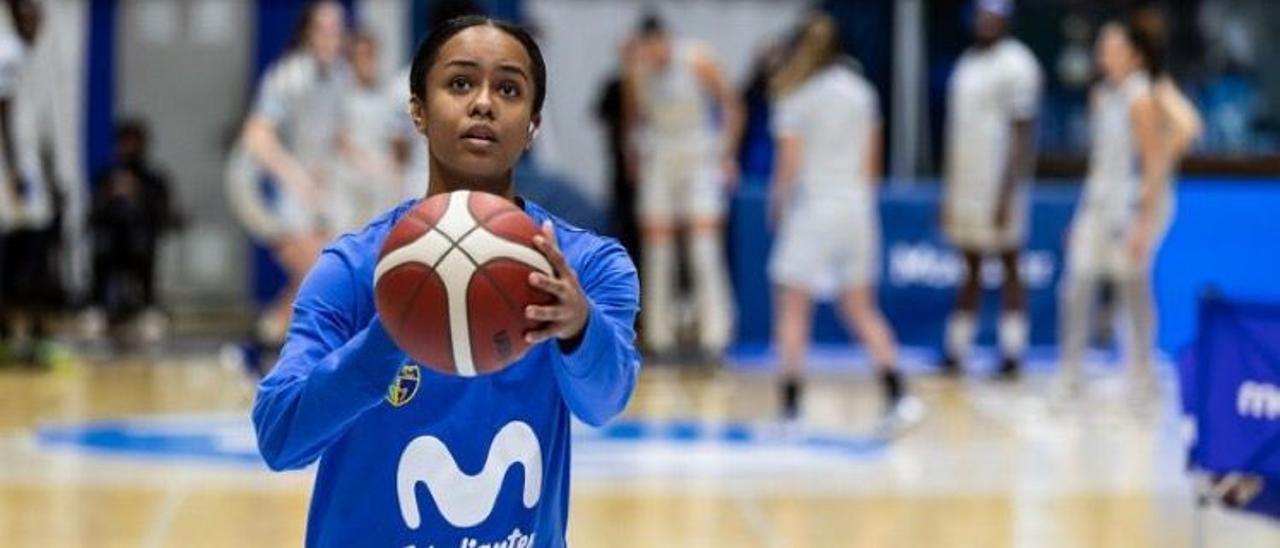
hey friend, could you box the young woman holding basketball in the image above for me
[768,15,922,432]
[252,16,640,547]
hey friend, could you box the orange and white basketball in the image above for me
[374,191,555,376]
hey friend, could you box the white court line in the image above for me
[729,488,786,548]
[139,473,192,548]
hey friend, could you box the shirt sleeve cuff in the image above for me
[554,300,611,378]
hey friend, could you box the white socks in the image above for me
[945,312,975,361]
[641,232,735,354]
[641,238,677,353]
[687,231,734,353]
[947,310,1028,363]
[998,312,1028,358]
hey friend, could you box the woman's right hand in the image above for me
[282,165,323,210]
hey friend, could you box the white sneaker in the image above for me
[79,308,107,340]
[877,395,926,438]
[136,309,170,344]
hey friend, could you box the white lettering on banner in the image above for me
[404,533,534,548]
[397,421,542,529]
[1237,381,1280,419]
[887,243,1055,289]
[451,528,535,548]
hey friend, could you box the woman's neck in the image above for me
[426,160,516,200]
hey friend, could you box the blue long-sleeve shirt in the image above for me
[252,197,640,547]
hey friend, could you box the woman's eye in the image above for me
[449,77,471,91]
[498,82,520,97]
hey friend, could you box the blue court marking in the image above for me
[35,415,887,466]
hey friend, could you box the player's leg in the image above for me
[1118,202,1172,401]
[640,223,677,358]
[637,157,679,359]
[683,156,734,360]
[29,224,63,368]
[774,283,812,422]
[1119,269,1157,394]
[839,286,896,377]
[6,230,42,365]
[685,216,733,360]
[996,249,1027,380]
[0,231,12,365]
[839,284,925,432]
[941,250,983,374]
[1056,214,1103,397]
[768,206,820,423]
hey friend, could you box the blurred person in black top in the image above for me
[89,120,182,334]
[595,37,641,263]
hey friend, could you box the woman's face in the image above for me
[1096,25,1138,83]
[416,26,538,185]
[307,2,345,65]
[352,38,379,86]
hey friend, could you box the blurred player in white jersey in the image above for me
[331,31,406,234]
[226,1,349,374]
[939,0,1042,379]
[0,0,58,367]
[1057,20,1200,400]
[769,15,923,432]
[625,14,743,362]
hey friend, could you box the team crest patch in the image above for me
[386,363,421,407]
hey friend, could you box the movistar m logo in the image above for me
[1237,381,1280,420]
[397,421,542,529]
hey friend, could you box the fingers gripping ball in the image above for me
[374,191,555,376]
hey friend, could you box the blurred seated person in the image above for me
[88,120,182,333]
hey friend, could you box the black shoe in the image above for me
[780,378,802,421]
[995,356,1021,381]
[937,353,961,376]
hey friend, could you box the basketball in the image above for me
[373,190,555,376]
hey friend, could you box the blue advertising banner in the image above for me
[729,182,1077,351]
[729,178,1280,355]
[1182,295,1280,518]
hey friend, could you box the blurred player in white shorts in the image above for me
[769,15,923,432]
[939,0,1042,379]
[1057,19,1201,400]
[626,14,743,362]
[226,1,348,374]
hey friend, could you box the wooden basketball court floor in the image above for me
[1,351,1277,547]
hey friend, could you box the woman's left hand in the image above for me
[1127,221,1153,261]
[525,221,590,345]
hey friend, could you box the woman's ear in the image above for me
[526,114,541,150]
[409,97,428,137]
